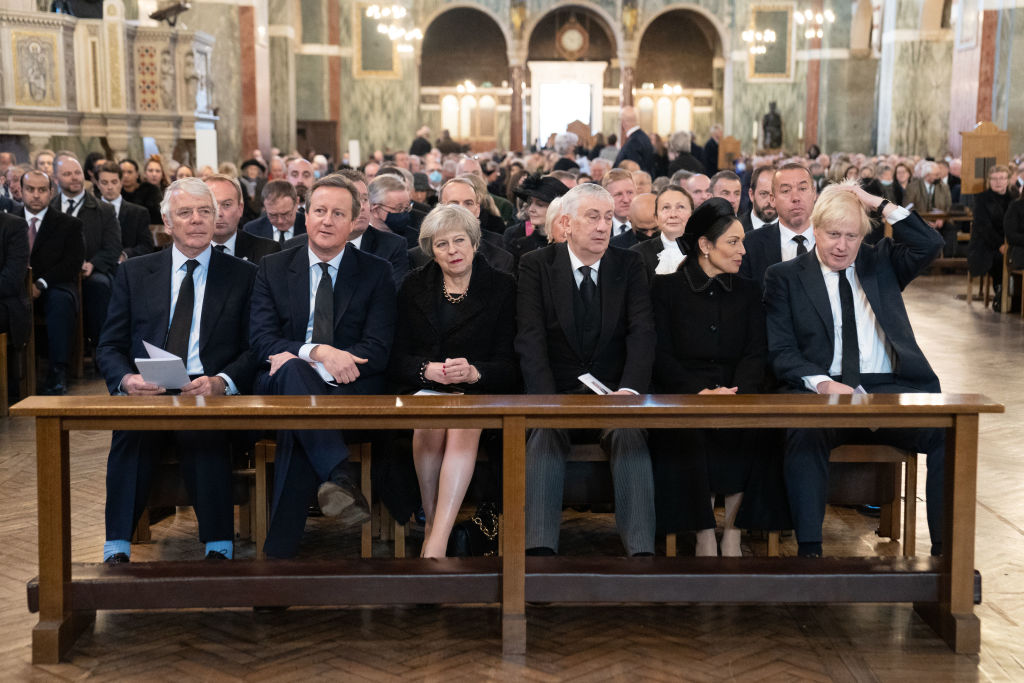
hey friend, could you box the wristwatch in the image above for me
[876,199,890,215]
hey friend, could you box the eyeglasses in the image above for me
[377,202,412,214]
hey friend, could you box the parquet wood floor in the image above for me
[1,274,1022,681]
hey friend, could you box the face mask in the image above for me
[428,170,442,184]
[735,162,746,173]
[879,179,892,186]
[384,210,412,232]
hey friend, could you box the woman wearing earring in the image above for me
[388,204,519,557]
[649,197,769,556]
[631,184,693,279]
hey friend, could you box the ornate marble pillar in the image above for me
[267,0,296,154]
[803,0,823,150]
[510,64,524,152]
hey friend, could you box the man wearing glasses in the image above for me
[367,174,419,248]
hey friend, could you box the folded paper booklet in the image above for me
[134,340,190,389]
[578,373,612,395]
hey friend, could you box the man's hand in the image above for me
[816,380,855,394]
[82,261,94,278]
[312,344,367,384]
[698,386,738,395]
[180,375,226,396]
[268,351,297,376]
[122,373,165,395]
[608,389,637,396]
[999,243,1008,255]
[31,284,41,299]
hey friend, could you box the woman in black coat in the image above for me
[649,198,769,557]
[389,204,519,557]
[968,165,1014,309]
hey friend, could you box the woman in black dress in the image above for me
[968,165,1014,310]
[650,198,768,556]
[389,204,519,557]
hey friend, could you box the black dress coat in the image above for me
[389,254,519,395]
[1004,197,1024,269]
[649,256,785,532]
[116,200,155,259]
[0,212,30,345]
[968,188,1013,277]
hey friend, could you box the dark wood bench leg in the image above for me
[34,417,93,664]
[131,509,152,544]
[502,416,526,657]
[915,417,980,654]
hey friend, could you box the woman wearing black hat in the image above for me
[648,197,770,557]
[502,173,570,268]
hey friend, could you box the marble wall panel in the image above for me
[947,21,982,155]
[270,35,296,151]
[818,56,878,153]
[300,0,325,44]
[730,61,808,151]
[339,55,418,154]
[990,6,1022,151]
[887,38,952,157]
[187,2,240,163]
[295,54,328,120]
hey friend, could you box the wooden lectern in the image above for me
[960,122,1010,196]
[718,136,741,172]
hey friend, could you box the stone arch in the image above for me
[419,7,509,87]
[523,1,622,57]
[635,3,728,62]
[419,3,511,53]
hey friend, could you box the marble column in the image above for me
[267,0,296,154]
[510,64,524,152]
[237,3,271,157]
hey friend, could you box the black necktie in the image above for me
[64,197,78,215]
[277,230,286,246]
[793,235,807,256]
[312,262,334,344]
[165,259,199,358]
[578,265,596,306]
[213,244,226,253]
[838,269,860,387]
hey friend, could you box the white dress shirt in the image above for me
[212,231,238,256]
[779,222,815,262]
[612,217,631,237]
[61,191,86,217]
[298,246,346,365]
[349,233,364,250]
[750,213,768,230]
[103,195,123,216]
[168,245,238,394]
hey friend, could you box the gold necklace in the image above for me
[443,279,469,304]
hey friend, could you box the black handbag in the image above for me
[446,502,499,557]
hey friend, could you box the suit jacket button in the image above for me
[709,323,718,332]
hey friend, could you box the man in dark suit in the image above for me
[336,169,408,287]
[702,124,723,174]
[21,170,84,394]
[96,177,258,563]
[739,163,817,285]
[515,183,657,557]
[243,180,306,244]
[53,154,122,345]
[0,211,30,397]
[609,192,657,250]
[613,106,656,178]
[739,165,779,233]
[764,184,945,557]
[205,174,280,263]
[95,161,154,260]
[249,174,396,559]
[366,173,419,249]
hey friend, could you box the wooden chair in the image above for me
[766,445,917,557]
[2,269,39,415]
[252,439,390,559]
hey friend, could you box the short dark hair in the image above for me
[307,174,361,219]
[773,162,813,188]
[119,158,140,172]
[333,168,367,185]
[97,161,123,179]
[709,170,741,194]
[749,165,775,191]
[262,179,297,204]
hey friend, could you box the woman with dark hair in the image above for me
[144,155,170,191]
[649,197,771,556]
[631,184,693,278]
[388,204,519,557]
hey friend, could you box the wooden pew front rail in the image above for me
[10,393,1003,663]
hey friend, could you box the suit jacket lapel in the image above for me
[854,247,882,323]
[768,224,782,265]
[797,253,835,342]
[150,249,173,344]
[333,246,357,328]
[596,249,624,352]
[199,250,229,353]
[288,246,311,341]
[551,244,581,356]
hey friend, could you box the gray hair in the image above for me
[418,204,481,255]
[589,158,611,174]
[545,196,565,243]
[554,132,578,156]
[455,173,499,216]
[561,182,612,220]
[668,131,691,155]
[670,169,693,185]
[160,177,218,223]
[368,174,407,207]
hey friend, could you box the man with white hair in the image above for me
[903,160,952,248]
[515,182,657,557]
[667,131,706,175]
[552,132,580,173]
[409,126,432,156]
[97,177,259,563]
[613,106,656,177]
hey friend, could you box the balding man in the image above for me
[610,193,657,249]
[285,157,315,204]
[53,153,122,346]
[613,106,656,177]
[456,156,514,224]
[684,173,712,208]
[205,174,280,263]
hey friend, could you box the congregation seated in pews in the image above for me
[3,119,1017,565]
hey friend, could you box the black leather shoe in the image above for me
[205,550,229,560]
[104,553,130,565]
[317,467,370,526]
[43,366,68,395]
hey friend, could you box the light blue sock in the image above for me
[103,539,130,561]
[205,541,233,559]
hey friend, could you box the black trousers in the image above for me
[104,429,234,544]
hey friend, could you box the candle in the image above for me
[798,121,804,139]
[752,120,758,139]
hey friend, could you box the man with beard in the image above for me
[740,165,779,233]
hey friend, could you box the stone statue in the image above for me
[762,101,783,149]
[159,48,175,110]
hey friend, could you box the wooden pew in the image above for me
[11,393,1002,663]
